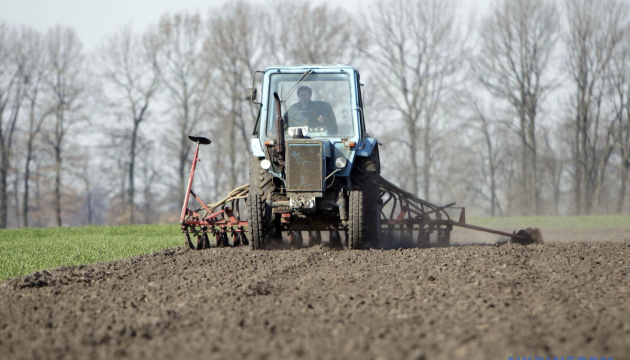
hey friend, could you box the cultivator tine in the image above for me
[202,233,210,249]
[289,231,303,248]
[185,232,195,250]
[437,229,450,247]
[418,229,430,248]
[240,227,249,245]
[386,225,394,243]
[308,231,322,246]
[400,227,413,248]
[196,234,205,250]
[329,230,342,248]
[216,231,224,247]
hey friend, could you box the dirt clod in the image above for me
[511,227,544,245]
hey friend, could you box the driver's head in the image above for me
[297,86,312,106]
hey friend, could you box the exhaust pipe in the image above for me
[273,92,285,166]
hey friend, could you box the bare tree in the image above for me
[262,1,366,65]
[610,26,630,213]
[96,25,161,224]
[20,28,53,227]
[156,12,212,200]
[473,0,559,215]
[44,26,87,226]
[464,97,510,216]
[564,0,629,214]
[203,2,265,193]
[0,23,30,228]
[540,128,567,215]
[137,142,160,224]
[365,0,465,200]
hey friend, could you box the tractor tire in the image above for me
[348,190,364,249]
[248,156,274,250]
[348,146,380,249]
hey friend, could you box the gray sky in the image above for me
[0,0,363,51]
[1,0,488,51]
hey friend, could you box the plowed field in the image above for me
[1,232,629,360]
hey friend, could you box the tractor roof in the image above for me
[264,65,358,73]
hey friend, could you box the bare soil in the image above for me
[1,234,629,360]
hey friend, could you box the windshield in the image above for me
[266,72,354,138]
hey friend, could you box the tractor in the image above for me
[179,65,542,250]
[247,65,379,249]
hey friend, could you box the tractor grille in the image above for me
[286,141,323,192]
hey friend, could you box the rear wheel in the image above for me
[348,146,380,249]
[248,157,274,250]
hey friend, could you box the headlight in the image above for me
[335,157,347,169]
[260,159,271,170]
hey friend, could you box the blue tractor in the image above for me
[247,65,380,249]
[179,66,542,250]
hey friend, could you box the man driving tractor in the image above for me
[283,85,338,135]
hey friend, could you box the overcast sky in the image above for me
[0,0,363,51]
[1,0,488,52]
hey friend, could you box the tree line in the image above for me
[1,0,629,229]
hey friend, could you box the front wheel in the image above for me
[248,157,274,250]
[348,189,364,249]
[348,146,381,249]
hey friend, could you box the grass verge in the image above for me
[1,215,628,281]
[0,224,182,281]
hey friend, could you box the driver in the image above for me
[283,86,338,134]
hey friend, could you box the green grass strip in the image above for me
[1,215,628,281]
[0,224,183,281]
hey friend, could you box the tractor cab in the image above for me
[250,66,375,178]
[179,65,542,251]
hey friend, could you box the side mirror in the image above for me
[245,87,257,101]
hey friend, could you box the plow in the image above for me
[180,141,542,250]
[180,65,542,250]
